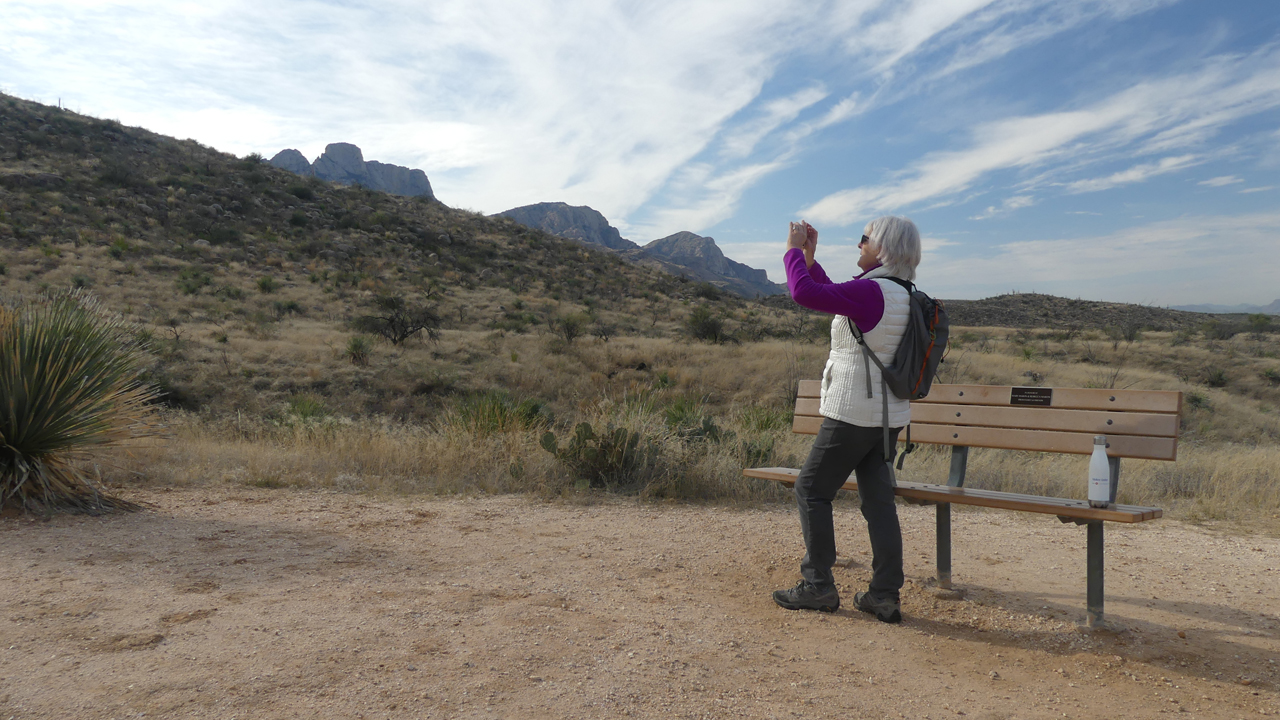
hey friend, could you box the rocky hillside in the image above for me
[271,143,434,198]
[1,93,809,417]
[494,202,784,297]
[943,293,1215,331]
[630,231,785,298]
[495,202,638,251]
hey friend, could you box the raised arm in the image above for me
[785,248,885,332]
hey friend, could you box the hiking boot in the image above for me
[772,581,840,612]
[854,591,902,624]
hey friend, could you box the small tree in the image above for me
[686,305,727,343]
[1248,313,1273,339]
[353,293,441,346]
[555,312,589,344]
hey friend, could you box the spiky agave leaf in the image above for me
[0,290,161,513]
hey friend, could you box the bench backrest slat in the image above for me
[798,380,1181,413]
[792,381,1182,461]
[794,398,1177,437]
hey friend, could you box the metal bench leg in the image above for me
[937,502,952,590]
[936,446,966,596]
[1087,521,1104,628]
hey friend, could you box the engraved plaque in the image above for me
[1010,387,1053,407]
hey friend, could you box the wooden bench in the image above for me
[745,381,1182,628]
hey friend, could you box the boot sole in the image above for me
[772,594,839,613]
[854,593,902,623]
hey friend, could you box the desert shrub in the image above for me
[271,300,302,318]
[107,237,130,259]
[353,293,441,346]
[176,266,212,295]
[448,391,550,437]
[663,395,727,442]
[0,291,159,513]
[693,282,722,300]
[345,335,372,366]
[555,312,589,343]
[540,422,649,489]
[71,274,92,289]
[208,225,242,246]
[1261,368,1280,386]
[1202,368,1228,388]
[592,322,617,342]
[1185,392,1210,410]
[286,394,328,421]
[738,404,792,432]
[1248,313,1273,338]
[289,210,308,227]
[1202,319,1242,340]
[97,162,147,190]
[256,275,278,293]
[686,305,727,343]
[287,185,315,201]
[215,284,245,301]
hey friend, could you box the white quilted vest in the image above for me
[818,267,912,428]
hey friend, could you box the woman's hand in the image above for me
[802,222,817,268]
[787,221,807,251]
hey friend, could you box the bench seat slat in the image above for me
[789,417,1177,461]
[743,467,1162,523]
[797,381,1182,414]
[794,399,1178,437]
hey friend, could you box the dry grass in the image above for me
[91,326,1280,533]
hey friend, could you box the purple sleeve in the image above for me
[784,248,885,333]
[808,260,833,285]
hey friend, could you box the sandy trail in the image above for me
[1,487,1277,719]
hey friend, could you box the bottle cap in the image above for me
[1094,435,1106,444]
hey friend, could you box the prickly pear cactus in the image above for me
[539,421,647,489]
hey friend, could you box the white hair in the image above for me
[864,215,922,282]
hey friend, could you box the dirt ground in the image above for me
[1,487,1277,720]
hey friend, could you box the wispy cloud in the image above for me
[1198,175,1244,187]
[718,85,828,160]
[802,48,1280,225]
[923,212,1280,304]
[1239,185,1275,194]
[2,0,1173,237]
[970,194,1035,220]
[1065,155,1201,193]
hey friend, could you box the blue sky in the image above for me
[2,0,1278,304]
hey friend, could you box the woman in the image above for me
[772,216,922,624]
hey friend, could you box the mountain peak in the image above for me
[270,143,434,199]
[639,231,782,297]
[494,202,638,251]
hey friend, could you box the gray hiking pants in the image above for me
[794,417,904,599]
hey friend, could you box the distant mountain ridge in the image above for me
[1170,300,1280,315]
[943,293,1216,330]
[271,143,434,199]
[636,231,782,297]
[494,202,785,297]
[496,202,638,251]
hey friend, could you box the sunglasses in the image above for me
[858,235,871,246]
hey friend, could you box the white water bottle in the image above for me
[1088,435,1111,508]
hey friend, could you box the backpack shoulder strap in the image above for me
[881,276,914,293]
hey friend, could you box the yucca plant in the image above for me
[0,291,161,514]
